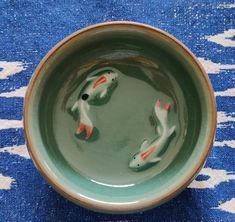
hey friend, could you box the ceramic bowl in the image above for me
[24,22,216,213]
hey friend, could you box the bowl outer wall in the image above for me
[23,21,217,214]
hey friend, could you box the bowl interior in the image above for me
[25,23,215,212]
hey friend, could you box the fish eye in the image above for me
[81,94,89,101]
[137,164,140,167]
[112,78,115,81]
[133,157,136,159]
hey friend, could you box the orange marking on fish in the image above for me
[156,99,161,107]
[85,126,93,139]
[93,76,107,89]
[77,122,85,134]
[165,103,171,111]
[140,145,156,160]
[77,123,93,138]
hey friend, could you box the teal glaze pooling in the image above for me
[24,23,216,211]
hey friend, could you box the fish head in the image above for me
[129,152,146,171]
[103,70,118,85]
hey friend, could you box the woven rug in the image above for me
[0,1,234,221]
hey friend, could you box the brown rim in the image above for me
[23,21,217,214]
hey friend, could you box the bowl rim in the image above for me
[24,21,217,213]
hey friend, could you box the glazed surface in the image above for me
[39,38,201,187]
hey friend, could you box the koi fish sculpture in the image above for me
[129,99,176,171]
[71,69,118,139]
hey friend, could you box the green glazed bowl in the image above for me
[24,21,216,214]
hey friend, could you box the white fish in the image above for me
[129,99,176,171]
[71,69,118,139]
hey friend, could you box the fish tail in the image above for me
[76,122,94,139]
[75,100,94,139]
[154,99,171,132]
[71,101,79,112]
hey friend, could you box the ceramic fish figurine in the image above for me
[71,69,118,139]
[129,99,176,171]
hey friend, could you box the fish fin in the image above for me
[149,157,161,163]
[76,122,86,134]
[155,99,161,108]
[100,88,107,98]
[157,125,161,135]
[140,139,148,151]
[86,76,97,82]
[85,125,93,139]
[164,103,171,111]
[168,125,176,137]
[71,101,79,112]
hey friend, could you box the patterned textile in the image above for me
[0,1,234,221]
